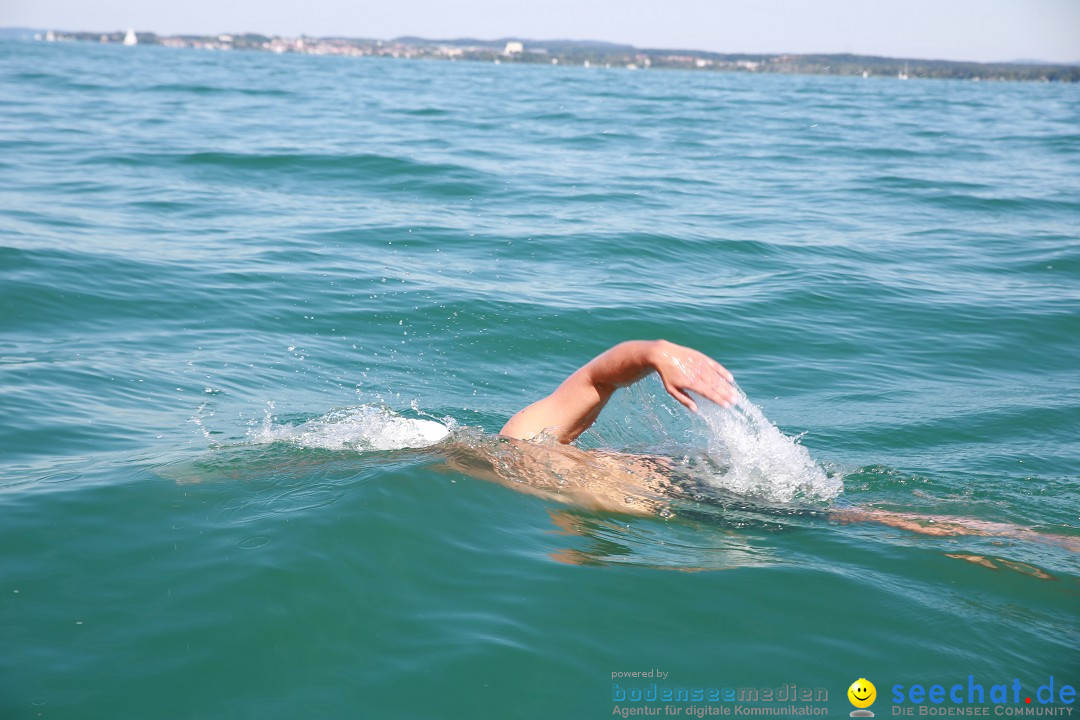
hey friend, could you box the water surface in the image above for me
[1,39,1078,718]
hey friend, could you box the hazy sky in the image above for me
[4,0,1079,63]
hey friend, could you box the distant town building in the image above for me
[503,41,523,56]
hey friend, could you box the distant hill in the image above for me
[1005,58,1079,66]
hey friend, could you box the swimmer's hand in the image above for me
[650,340,735,413]
[501,340,735,443]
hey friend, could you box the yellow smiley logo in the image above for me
[848,678,876,709]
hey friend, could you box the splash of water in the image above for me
[691,386,842,504]
[581,377,841,504]
[248,405,450,451]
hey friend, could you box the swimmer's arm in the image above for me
[830,508,1079,552]
[501,340,735,444]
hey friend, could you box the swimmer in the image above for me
[443,340,731,515]
[445,339,1078,552]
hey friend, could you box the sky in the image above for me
[3,0,1079,64]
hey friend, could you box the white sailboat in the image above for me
[898,62,909,80]
[123,28,138,46]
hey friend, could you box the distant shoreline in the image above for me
[8,27,1078,83]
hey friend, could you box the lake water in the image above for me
[1,39,1078,718]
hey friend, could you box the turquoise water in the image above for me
[2,39,1078,718]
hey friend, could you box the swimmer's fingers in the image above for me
[653,344,736,411]
[663,376,734,413]
[662,378,699,413]
[665,370,735,412]
[682,357,736,408]
[707,357,735,384]
[686,372,736,409]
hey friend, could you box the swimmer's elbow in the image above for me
[500,397,557,441]
[500,393,589,444]
[499,413,534,441]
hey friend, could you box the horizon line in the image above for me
[4,26,1077,67]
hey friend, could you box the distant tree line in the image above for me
[42,30,1080,82]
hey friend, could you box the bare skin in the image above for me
[440,438,679,515]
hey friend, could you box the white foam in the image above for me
[693,387,842,503]
[249,405,450,451]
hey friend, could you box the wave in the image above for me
[393,107,451,117]
[143,83,293,97]
[78,150,495,197]
[920,193,1079,213]
[87,150,482,178]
